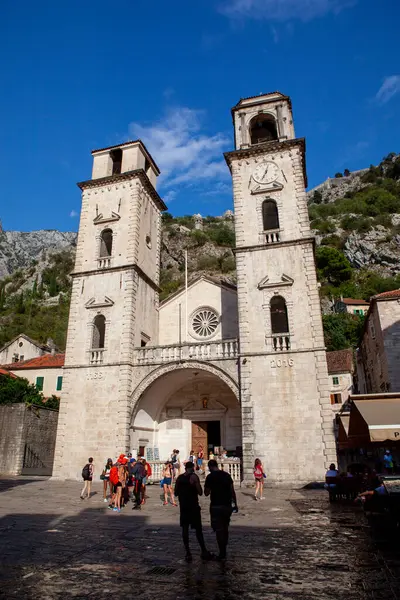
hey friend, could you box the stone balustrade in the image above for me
[90,349,105,365]
[271,334,291,352]
[133,338,238,365]
[147,459,242,484]
[265,229,281,244]
[97,257,112,269]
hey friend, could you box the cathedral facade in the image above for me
[52,92,336,485]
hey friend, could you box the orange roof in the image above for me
[0,368,18,378]
[2,353,65,370]
[373,289,400,300]
[326,349,354,374]
[340,298,369,306]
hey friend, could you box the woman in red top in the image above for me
[254,458,265,501]
[197,446,204,474]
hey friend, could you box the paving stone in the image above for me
[0,478,398,599]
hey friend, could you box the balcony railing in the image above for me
[271,334,291,352]
[264,229,281,244]
[97,256,112,269]
[90,349,105,365]
[147,459,241,483]
[133,339,238,365]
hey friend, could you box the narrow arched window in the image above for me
[250,114,278,145]
[100,229,113,257]
[92,315,106,349]
[262,200,279,231]
[270,296,289,334]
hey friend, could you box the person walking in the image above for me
[80,457,94,500]
[101,458,113,503]
[204,459,238,561]
[171,450,181,480]
[141,459,152,505]
[197,446,204,474]
[174,461,212,562]
[162,461,176,506]
[113,456,127,512]
[254,458,265,501]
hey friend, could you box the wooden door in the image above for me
[192,421,208,455]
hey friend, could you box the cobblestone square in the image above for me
[0,477,399,599]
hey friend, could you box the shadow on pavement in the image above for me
[0,477,49,494]
[0,495,399,600]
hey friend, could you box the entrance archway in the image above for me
[130,365,241,462]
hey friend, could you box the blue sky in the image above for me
[1,0,399,232]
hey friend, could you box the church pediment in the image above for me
[258,274,294,290]
[85,296,114,309]
[93,211,120,225]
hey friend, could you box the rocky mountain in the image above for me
[0,227,77,278]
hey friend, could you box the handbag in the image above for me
[100,471,106,481]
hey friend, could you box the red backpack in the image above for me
[109,466,119,485]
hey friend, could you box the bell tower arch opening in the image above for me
[249,113,278,145]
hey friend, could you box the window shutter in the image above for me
[36,377,44,391]
[56,376,63,391]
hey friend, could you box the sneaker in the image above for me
[103,498,108,503]
[172,502,178,507]
[185,552,193,563]
[254,496,258,501]
[108,505,113,510]
[113,507,118,512]
[163,501,168,506]
[80,496,85,500]
[216,554,226,562]
[200,551,213,561]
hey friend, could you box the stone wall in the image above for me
[0,404,58,475]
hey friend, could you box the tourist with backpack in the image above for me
[80,457,94,500]
[131,458,146,510]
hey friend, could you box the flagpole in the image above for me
[185,249,188,342]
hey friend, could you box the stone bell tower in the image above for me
[225,92,336,485]
[53,140,166,479]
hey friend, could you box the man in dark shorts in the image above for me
[204,459,238,561]
[174,461,212,562]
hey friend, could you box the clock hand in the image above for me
[262,165,269,180]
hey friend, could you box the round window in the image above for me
[19,341,23,347]
[191,308,219,339]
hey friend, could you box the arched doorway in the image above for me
[130,366,241,463]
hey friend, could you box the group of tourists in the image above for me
[81,453,152,512]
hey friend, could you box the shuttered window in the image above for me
[36,377,44,391]
[56,376,63,391]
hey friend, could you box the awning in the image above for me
[337,415,352,449]
[353,399,400,442]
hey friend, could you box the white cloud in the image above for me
[129,107,230,191]
[163,190,177,203]
[375,76,400,105]
[69,210,78,218]
[219,0,355,21]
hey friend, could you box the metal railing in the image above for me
[133,339,238,365]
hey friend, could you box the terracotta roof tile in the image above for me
[326,349,354,374]
[0,368,17,378]
[2,353,65,370]
[340,298,369,306]
[372,289,400,300]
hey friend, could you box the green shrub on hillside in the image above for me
[323,313,364,351]
[316,247,352,285]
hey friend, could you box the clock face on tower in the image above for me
[252,161,280,185]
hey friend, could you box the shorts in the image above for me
[163,477,172,486]
[113,482,122,493]
[197,458,203,466]
[210,506,232,532]
[142,477,148,485]
[83,477,92,482]
[180,505,202,529]
[255,477,263,482]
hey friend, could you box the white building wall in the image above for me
[0,337,44,365]
[159,279,238,345]
[9,367,63,398]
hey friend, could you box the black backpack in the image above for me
[82,464,90,479]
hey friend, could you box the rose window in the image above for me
[191,308,219,338]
